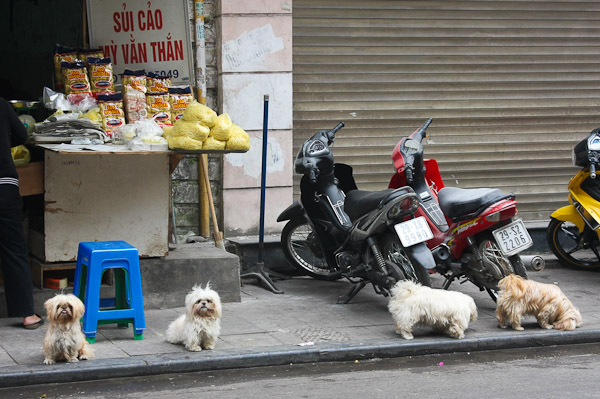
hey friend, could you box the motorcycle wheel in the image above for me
[380,231,432,287]
[280,217,342,281]
[476,232,528,302]
[547,217,600,271]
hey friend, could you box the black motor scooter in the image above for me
[277,122,435,303]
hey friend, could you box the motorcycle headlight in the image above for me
[387,197,419,219]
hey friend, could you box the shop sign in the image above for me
[86,0,194,86]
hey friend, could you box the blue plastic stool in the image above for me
[73,241,146,343]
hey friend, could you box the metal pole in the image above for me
[258,95,269,263]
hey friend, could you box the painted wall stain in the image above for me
[226,137,284,179]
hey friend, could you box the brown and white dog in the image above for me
[496,274,583,331]
[42,294,94,364]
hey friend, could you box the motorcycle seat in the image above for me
[344,188,398,221]
[437,187,503,220]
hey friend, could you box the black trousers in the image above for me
[0,184,34,317]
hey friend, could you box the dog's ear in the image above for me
[44,296,56,319]
[71,295,86,319]
[205,281,212,291]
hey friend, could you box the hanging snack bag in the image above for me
[122,70,147,93]
[168,86,194,123]
[97,92,126,138]
[146,93,172,128]
[173,119,210,142]
[53,45,78,91]
[87,57,115,95]
[79,48,104,64]
[146,72,171,94]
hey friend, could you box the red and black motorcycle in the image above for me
[388,118,529,301]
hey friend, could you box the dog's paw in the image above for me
[512,326,524,331]
[67,357,79,363]
[187,345,203,352]
[43,358,55,365]
[498,324,508,329]
[400,333,414,340]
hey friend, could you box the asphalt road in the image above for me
[2,343,599,398]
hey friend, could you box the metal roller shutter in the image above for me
[292,0,600,224]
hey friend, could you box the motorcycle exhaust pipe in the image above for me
[431,244,450,264]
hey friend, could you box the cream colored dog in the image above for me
[166,283,222,351]
[42,294,94,364]
[496,274,583,331]
[388,280,477,339]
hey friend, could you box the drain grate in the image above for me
[294,327,350,343]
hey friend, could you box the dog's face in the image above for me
[184,284,222,321]
[44,294,85,326]
[498,274,528,298]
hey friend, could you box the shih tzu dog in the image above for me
[496,274,583,331]
[388,280,477,340]
[43,294,94,364]
[166,283,222,351]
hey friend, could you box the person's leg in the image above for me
[0,185,38,323]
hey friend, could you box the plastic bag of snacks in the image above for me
[79,48,104,64]
[146,93,172,128]
[11,145,31,167]
[124,88,147,123]
[226,124,251,151]
[211,113,233,141]
[61,61,92,95]
[182,101,217,127]
[97,93,126,138]
[146,72,171,94]
[122,70,147,93]
[87,57,115,95]
[168,86,194,123]
[53,45,78,91]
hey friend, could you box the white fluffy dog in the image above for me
[496,274,583,331]
[166,283,222,351]
[43,294,94,364]
[388,280,477,340]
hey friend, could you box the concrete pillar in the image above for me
[217,0,293,237]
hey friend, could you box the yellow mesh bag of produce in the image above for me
[202,135,226,150]
[225,124,250,151]
[211,113,232,141]
[182,101,217,127]
[167,135,204,150]
[173,119,210,141]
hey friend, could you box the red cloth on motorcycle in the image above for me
[437,187,504,220]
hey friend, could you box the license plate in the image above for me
[492,219,533,256]
[394,216,434,247]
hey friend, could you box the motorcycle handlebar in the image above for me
[331,122,345,134]
[405,166,414,184]
[415,118,433,140]
[309,166,319,184]
[589,152,599,179]
[591,163,597,179]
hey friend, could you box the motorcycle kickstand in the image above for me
[337,281,367,304]
[442,272,458,290]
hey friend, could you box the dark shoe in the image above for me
[23,314,44,330]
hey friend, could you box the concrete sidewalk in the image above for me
[1,255,599,388]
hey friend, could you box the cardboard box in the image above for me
[16,161,44,196]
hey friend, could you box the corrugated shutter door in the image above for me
[293,0,600,224]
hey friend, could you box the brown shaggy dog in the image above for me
[496,274,583,331]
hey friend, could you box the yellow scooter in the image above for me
[547,128,600,270]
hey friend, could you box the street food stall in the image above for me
[8,0,250,289]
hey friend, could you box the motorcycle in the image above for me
[388,118,529,301]
[547,127,600,270]
[277,122,436,304]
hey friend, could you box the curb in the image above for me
[2,329,600,388]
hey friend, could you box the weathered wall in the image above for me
[217,0,294,237]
